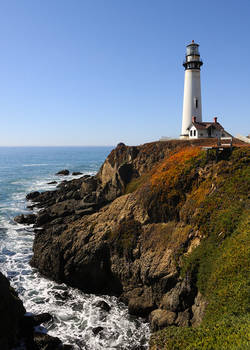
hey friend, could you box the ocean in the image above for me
[0,147,150,350]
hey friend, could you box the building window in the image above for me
[194,130,196,136]
[200,133,203,136]
[222,133,225,137]
[190,130,192,136]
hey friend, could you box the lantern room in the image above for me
[183,40,203,70]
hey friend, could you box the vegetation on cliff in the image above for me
[149,147,250,349]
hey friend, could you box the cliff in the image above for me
[0,272,25,349]
[25,139,249,349]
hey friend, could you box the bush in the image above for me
[150,314,250,350]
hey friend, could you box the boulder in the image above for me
[48,181,57,185]
[160,276,196,312]
[72,171,83,175]
[56,169,70,176]
[92,326,104,335]
[93,300,111,312]
[26,191,40,200]
[14,214,36,225]
[54,291,70,301]
[33,332,62,350]
[160,287,180,312]
[128,295,155,317]
[149,309,177,331]
[81,177,97,194]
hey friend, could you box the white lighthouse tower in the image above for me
[181,40,203,138]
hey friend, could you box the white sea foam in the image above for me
[22,164,49,167]
[24,171,95,194]
[0,172,150,349]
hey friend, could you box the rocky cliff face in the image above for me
[0,272,25,349]
[24,139,249,349]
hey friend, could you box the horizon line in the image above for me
[0,145,115,148]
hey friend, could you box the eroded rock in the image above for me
[160,276,196,313]
[56,169,70,176]
[191,291,208,326]
[14,213,36,225]
[149,309,176,331]
[94,300,111,312]
[26,191,40,200]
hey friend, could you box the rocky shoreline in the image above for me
[0,271,72,349]
[9,138,249,349]
[19,141,211,318]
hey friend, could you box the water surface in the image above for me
[0,147,150,349]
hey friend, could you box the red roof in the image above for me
[190,121,224,131]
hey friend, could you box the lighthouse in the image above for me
[181,41,203,138]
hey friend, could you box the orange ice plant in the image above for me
[151,147,202,189]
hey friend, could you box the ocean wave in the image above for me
[11,180,28,185]
[22,164,49,167]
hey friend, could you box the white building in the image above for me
[181,41,203,138]
[188,116,231,139]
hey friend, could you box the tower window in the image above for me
[194,98,198,108]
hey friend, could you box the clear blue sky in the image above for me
[0,0,249,146]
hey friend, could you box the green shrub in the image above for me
[150,314,250,350]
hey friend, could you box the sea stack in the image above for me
[181,40,203,138]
